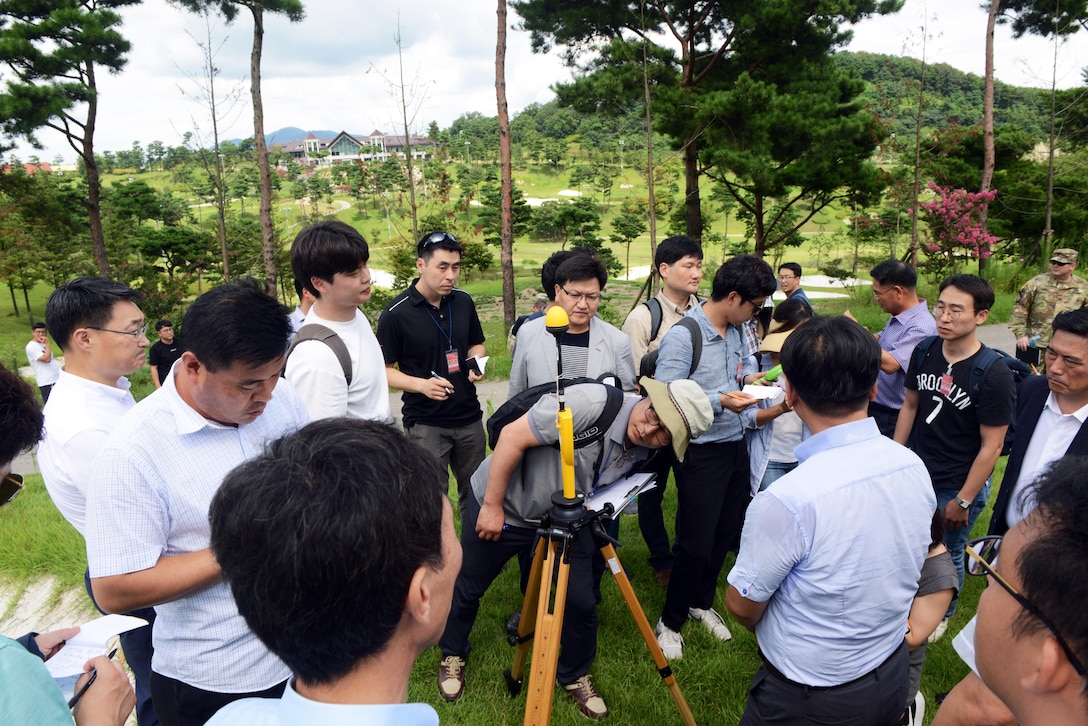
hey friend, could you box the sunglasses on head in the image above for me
[419,232,458,250]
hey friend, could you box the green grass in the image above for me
[0,474,86,591]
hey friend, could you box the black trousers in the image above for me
[439,496,598,685]
[661,440,750,632]
[637,448,677,572]
[149,671,285,726]
[740,641,909,726]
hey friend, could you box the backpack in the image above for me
[284,324,352,384]
[910,336,1031,456]
[638,316,703,380]
[486,376,624,452]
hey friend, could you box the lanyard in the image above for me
[425,297,454,348]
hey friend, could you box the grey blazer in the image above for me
[508,315,637,397]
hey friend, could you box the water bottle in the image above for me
[1029,334,1041,348]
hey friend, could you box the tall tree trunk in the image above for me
[1042,24,1060,263]
[641,6,657,293]
[83,60,109,277]
[395,23,419,242]
[7,283,19,318]
[979,0,1000,275]
[248,6,277,296]
[683,140,702,243]
[204,14,231,281]
[496,0,515,334]
[909,54,926,267]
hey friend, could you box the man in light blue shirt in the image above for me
[205,420,457,726]
[727,316,936,725]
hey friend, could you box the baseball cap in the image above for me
[1051,248,1077,265]
[639,377,713,462]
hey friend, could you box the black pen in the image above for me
[68,647,118,709]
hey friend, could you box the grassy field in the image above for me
[0,229,1027,724]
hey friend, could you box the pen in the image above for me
[68,647,118,709]
[431,371,453,396]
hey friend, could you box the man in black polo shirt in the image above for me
[377,231,488,523]
[148,320,181,389]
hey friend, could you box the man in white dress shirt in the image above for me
[86,280,309,726]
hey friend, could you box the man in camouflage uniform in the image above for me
[1009,247,1088,369]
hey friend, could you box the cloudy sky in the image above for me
[7,0,1087,165]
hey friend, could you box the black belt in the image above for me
[758,640,907,692]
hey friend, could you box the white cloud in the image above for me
[5,0,1085,164]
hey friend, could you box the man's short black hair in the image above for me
[1052,308,1088,339]
[45,277,144,351]
[416,230,463,261]
[779,262,802,278]
[781,315,881,417]
[31,321,46,331]
[180,278,289,373]
[555,252,607,291]
[1016,455,1088,686]
[870,259,918,289]
[710,255,777,302]
[655,235,703,269]
[155,319,172,331]
[939,274,995,313]
[291,221,370,298]
[210,419,447,685]
[541,248,594,301]
[0,364,44,466]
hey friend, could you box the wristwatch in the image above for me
[954,497,971,510]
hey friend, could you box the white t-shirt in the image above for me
[284,308,391,423]
[25,340,60,386]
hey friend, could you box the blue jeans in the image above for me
[935,479,991,619]
[758,460,797,492]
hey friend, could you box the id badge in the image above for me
[446,348,461,374]
[939,373,953,397]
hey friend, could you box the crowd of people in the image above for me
[2,228,1087,726]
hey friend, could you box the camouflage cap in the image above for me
[1052,248,1078,265]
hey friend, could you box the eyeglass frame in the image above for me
[872,283,900,298]
[965,535,1087,676]
[1050,259,1073,267]
[0,472,24,507]
[932,303,973,320]
[641,403,672,443]
[87,323,148,341]
[559,285,603,304]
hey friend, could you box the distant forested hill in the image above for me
[834,51,1050,142]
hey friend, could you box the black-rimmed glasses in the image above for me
[1,473,24,507]
[559,286,602,303]
[87,324,148,341]
[966,536,1086,675]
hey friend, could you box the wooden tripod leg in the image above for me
[505,535,548,695]
[600,541,698,726]
[523,537,572,726]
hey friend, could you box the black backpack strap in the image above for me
[587,385,627,486]
[286,324,353,385]
[967,346,1003,406]
[910,335,939,380]
[675,316,703,377]
[644,298,663,343]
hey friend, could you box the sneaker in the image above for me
[438,655,466,702]
[655,619,684,660]
[688,607,733,642]
[563,674,609,720]
[911,691,926,726]
[928,618,949,644]
[506,609,522,637]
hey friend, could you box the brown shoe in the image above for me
[563,674,609,720]
[654,568,672,587]
[438,655,466,702]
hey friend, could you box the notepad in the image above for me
[586,471,656,515]
[466,355,489,376]
[44,614,148,699]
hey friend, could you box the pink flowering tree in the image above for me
[916,183,999,280]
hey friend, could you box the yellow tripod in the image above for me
[502,307,697,726]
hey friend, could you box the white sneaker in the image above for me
[688,607,733,642]
[928,618,949,644]
[655,619,684,660]
[911,691,926,726]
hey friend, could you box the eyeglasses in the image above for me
[872,284,898,298]
[643,404,671,442]
[0,473,24,508]
[1050,260,1071,267]
[778,274,796,281]
[419,231,458,249]
[560,286,602,303]
[966,536,1086,676]
[88,324,148,341]
[932,304,971,320]
[746,298,765,311]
